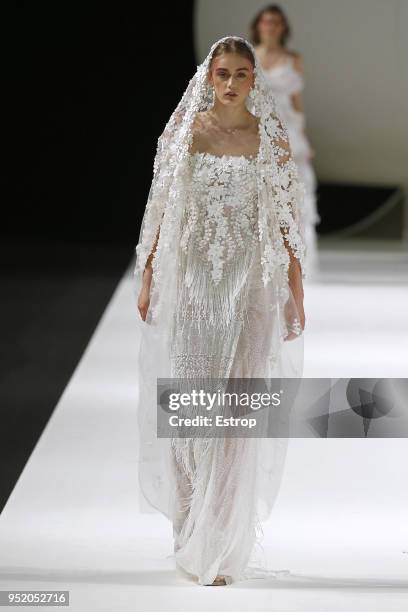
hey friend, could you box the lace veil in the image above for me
[131,36,307,523]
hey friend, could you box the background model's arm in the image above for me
[290,53,305,115]
[290,53,314,159]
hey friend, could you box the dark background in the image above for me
[1,1,196,512]
[4,2,196,242]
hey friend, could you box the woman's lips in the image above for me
[225,92,237,98]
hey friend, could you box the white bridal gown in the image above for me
[167,149,293,585]
[261,54,321,279]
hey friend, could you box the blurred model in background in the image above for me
[250,4,321,280]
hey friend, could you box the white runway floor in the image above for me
[1,244,408,611]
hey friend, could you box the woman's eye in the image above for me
[216,72,246,79]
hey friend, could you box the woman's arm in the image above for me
[284,235,304,300]
[281,230,306,339]
[137,111,185,321]
[272,116,306,336]
[142,225,160,286]
[290,53,314,160]
[290,53,305,115]
[138,225,160,321]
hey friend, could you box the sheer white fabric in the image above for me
[170,150,296,583]
[261,55,321,280]
[132,36,306,586]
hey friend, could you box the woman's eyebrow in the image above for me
[216,67,249,71]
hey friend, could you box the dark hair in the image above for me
[249,4,291,47]
[208,37,255,71]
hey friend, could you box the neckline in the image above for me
[190,150,259,163]
[262,55,292,74]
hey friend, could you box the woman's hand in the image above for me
[293,292,306,337]
[137,267,152,321]
[284,293,305,341]
[284,258,306,341]
[297,296,306,331]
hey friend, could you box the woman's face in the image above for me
[257,11,285,44]
[208,52,254,107]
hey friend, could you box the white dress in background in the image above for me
[261,54,321,280]
[168,149,291,584]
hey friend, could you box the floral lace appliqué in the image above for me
[180,151,259,284]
